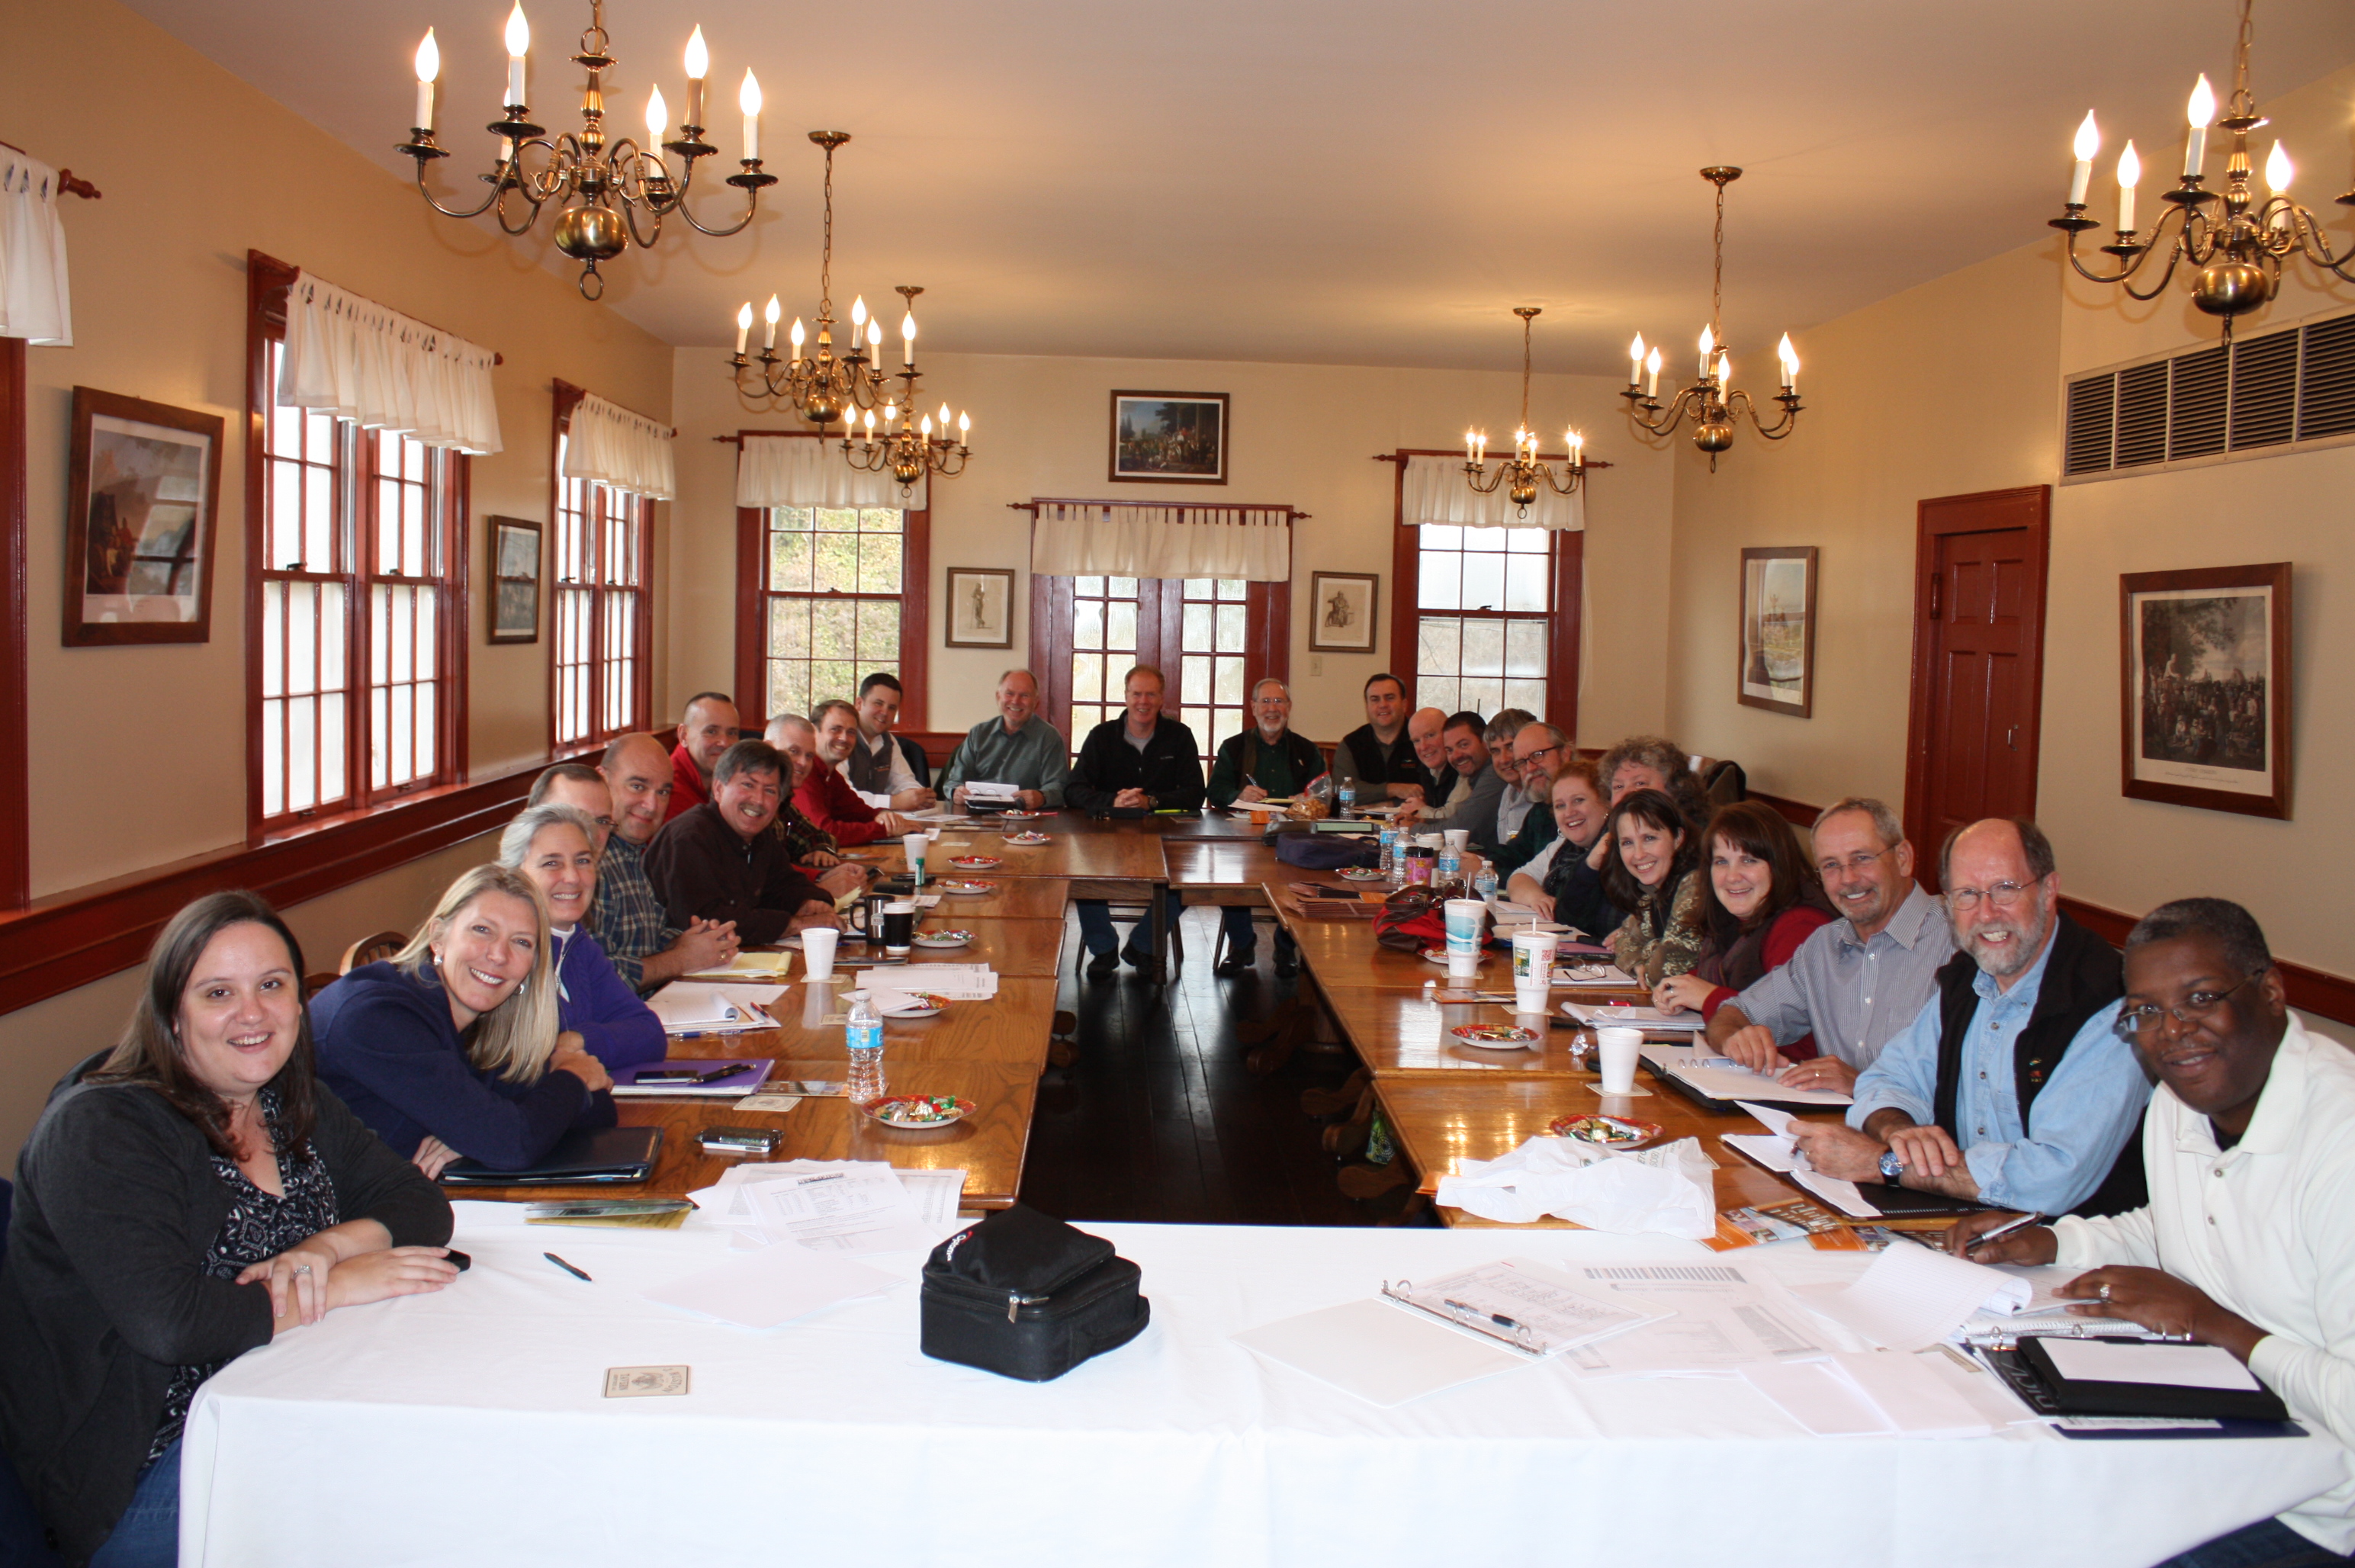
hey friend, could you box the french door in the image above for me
[1029,574,1290,762]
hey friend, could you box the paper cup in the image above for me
[903,832,930,882]
[1442,828,1470,853]
[800,924,838,981]
[1447,951,1482,981]
[1513,981,1551,1016]
[1596,1026,1643,1095]
[1511,929,1558,985]
[1443,898,1486,956]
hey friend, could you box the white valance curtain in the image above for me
[1030,503,1291,581]
[563,393,675,500]
[0,147,72,346]
[278,271,502,455]
[1399,453,1582,531]
[735,432,928,511]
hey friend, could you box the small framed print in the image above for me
[63,387,224,646]
[1109,390,1229,484]
[946,567,1015,648]
[2120,562,2292,820]
[1737,546,1818,718]
[489,516,541,644]
[1308,571,1378,653]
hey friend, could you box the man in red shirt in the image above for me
[791,702,917,846]
[663,691,741,822]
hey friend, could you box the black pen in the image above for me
[543,1252,593,1281]
[1444,1297,1528,1332]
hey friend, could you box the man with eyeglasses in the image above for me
[1489,721,1571,876]
[1952,898,2355,1568]
[1708,797,1955,1092]
[1788,816,2149,1216]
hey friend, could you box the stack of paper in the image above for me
[682,951,797,981]
[1725,1100,1882,1217]
[849,962,998,1000]
[1563,1002,1708,1033]
[687,1160,967,1254]
[1642,1045,1853,1103]
[647,982,783,1035]
[1794,1241,2032,1350]
[1564,1257,1839,1377]
[961,781,1021,802]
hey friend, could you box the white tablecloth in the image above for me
[181,1221,2343,1568]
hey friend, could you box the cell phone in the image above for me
[698,1126,782,1155]
[443,1248,472,1271]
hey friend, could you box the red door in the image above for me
[1903,487,2051,886]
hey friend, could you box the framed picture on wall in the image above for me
[489,516,541,644]
[1737,545,1817,718]
[1109,390,1229,484]
[1308,571,1378,653]
[946,567,1016,648]
[62,387,224,646]
[2119,561,2292,820]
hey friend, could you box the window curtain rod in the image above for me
[1006,498,1312,520]
[0,140,98,199]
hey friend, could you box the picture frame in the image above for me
[1308,571,1379,653]
[489,516,541,644]
[1109,390,1229,484]
[945,567,1016,648]
[2119,561,2292,820]
[1737,545,1818,718]
[62,387,223,646]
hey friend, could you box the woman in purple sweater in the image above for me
[313,864,614,1178]
[497,803,667,1072]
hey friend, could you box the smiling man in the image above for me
[1951,898,2355,1567]
[1788,817,2150,1217]
[844,672,937,811]
[798,701,917,846]
[1707,797,1956,1094]
[1328,673,1426,803]
[643,740,839,945]
[586,734,739,993]
[940,669,1068,811]
[1067,666,1202,978]
[663,691,742,823]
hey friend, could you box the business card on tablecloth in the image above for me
[604,1365,690,1398]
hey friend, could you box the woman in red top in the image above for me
[1653,801,1835,1056]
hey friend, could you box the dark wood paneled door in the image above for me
[1903,486,2051,887]
[1030,574,1289,762]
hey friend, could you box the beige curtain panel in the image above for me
[0,148,72,345]
[278,271,503,455]
[564,393,676,500]
[1030,503,1291,581]
[734,431,929,511]
[1399,453,1582,531]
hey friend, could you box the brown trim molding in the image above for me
[1749,791,1818,831]
[0,757,557,1017]
[0,336,27,909]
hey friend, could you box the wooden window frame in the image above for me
[1,335,27,908]
[730,431,930,728]
[1028,573,1289,761]
[549,381,654,751]
[1383,448,1582,740]
[245,251,469,839]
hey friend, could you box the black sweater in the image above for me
[1065,716,1206,815]
[0,1058,450,1564]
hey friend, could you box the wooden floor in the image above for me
[1018,908,1386,1228]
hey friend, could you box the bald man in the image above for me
[587,731,741,992]
[664,691,741,822]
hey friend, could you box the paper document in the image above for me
[683,952,797,981]
[641,1240,896,1330]
[2039,1338,2263,1393]
[1564,1002,1707,1033]
[1986,1262,2100,1316]
[1726,1101,1881,1216]
[848,962,998,999]
[1233,1299,1528,1407]
[1566,1258,1836,1377]
[1383,1257,1665,1356]
[1743,1352,1994,1438]
[1798,1241,2029,1351]
[1641,1046,1852,1105]
[647,982,781,1034]
[961,781,1022,801]
[689,1161,964,1253]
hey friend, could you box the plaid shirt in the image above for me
[588,832,678,994]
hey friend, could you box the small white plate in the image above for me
[866,1094,975,1127]
[1338,868,1387,882]
[876,993,950,1018]
[913,930,973,949]
[937,879,996,895]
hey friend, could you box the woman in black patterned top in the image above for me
[0,892,455,1567]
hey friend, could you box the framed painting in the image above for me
[1109,390,1229,484]
[1737,545,1817,718]
[946,567,1016,648]
[62,387,223,646]
[490,516,541,644]
[2119,562,2292,819]
[1308,571,1378,653]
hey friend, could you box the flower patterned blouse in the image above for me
[1608,870,1706,988]
[146,1089,339,1462]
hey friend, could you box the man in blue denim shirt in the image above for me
[1790,818,2151,1216]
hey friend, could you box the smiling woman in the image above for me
[310,865,617,1178]
[496,802,665,1071]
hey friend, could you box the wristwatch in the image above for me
[1878,1149,1905,1186]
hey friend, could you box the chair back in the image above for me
[339,930,409,974]
[1701,758,1748,810]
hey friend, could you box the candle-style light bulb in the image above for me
[901,310,917,367]
[2265,140,2293,194]
[2184,74,2215,178]
[1698,325,1715,379]
[789,316,805,364]
[1644,347,1661,398]
[2117,140,2141,233]
[867,320,882,358]
[2069,111,2099,205]
[1464,429,1477,461]
[920,414,933,439]
[734,301,751,355]
[738,69,762,161]
[503,3,530,107]
[958,412,970,445]
[681,26,708,129]
[644,85,667,146]
[850,295,867,333]
[1777,332,1798,393]
[863,409,876,440]
[413,30,439,131]
[762,294,779,350]
[937,403,951,433]
[1628,332,1645,383]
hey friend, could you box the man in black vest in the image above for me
[1327,673,1425,803]
[1790,818,2151,1216]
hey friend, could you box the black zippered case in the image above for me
[919,1204,1150,1381]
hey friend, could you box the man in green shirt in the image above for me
[940,669,1070,809]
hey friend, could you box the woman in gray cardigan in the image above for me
[0,892,456,1566]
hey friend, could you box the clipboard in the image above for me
[2016,1335,2293,1422]
[1380,1280,1549,1356]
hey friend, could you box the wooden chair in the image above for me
[301,972,339,1001]
[339,930,408,975]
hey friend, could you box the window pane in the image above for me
[369,686,387,789]
[1416,616,1460,675]
[1464,526,1509,553]
[304,411,336,462]
[288,583,316,696]
[390,585,415,683]
[858,507,902,535]
[1181,601,1211,653]
[1506,527,1549,554]
[1420,676,1461,715]
[1217,578,1246,601]
[1106,599,1137,652]
[1503,678,1548,715]
[304,465,332,570]
[320,692,347,802]
[320,583,347,689]
[1210,706,1244,753]
[1109,577,1138,599]
[812,531,859,593]
[270,461,301,568]
[858,534,901,594]
[1180,654,1210,705]
[1418,551,1460,609]
[1075,575,1104,598]
[1459,677,1505,717]
[262,699,285,818]
[809,660,855,707]
[1461,552,1505,611]
[1215,602,1245,654]
[1071,652,1103,703]
[403,480,426,577]
[1419,525,1461,551]
[766,659,810,725]
[814,506,858,532]
[856,598,899,660]
[1462,619,1505,676]
[1073,599,1104,651]
[262,582,285,699]
[769,599,808,659]
[1181,706,1211,743]
[1182,578,1213,600]
[1214,654,1246,706]
[1505,619,1547,676]
[413,682,435,778]
[1504,554,1548,612]
[769,529,812,591]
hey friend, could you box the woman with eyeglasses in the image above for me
[1653,802,1836,1034]
[1599,789,1707,985]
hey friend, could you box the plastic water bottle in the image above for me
[845,991,886,1104]
[1336,779,1357,818]
[1378,822,1400,884]
[1438,842,1462,885]
[1473,866,1499,901]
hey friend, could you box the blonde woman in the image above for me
[313,865,614,1179]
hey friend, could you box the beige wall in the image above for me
[5,0,675,899]
[1665,63,2355,982]
[665,347,1676,749]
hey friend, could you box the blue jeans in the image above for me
[1219,904,1294,960]
[2156,1519,2353,1568]
[1076,894,1181,957]
[88,1441,178,1568]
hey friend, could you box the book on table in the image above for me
[612,1059,775,1097]
[436,1126,663,1185]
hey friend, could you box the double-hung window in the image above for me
[551,424,651,748]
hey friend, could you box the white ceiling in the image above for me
[122,0,2355,374]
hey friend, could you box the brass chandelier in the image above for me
[2047,0,2355,337]
[399,1,773,300]
[728,133,971,493]
[1621,168,1802,471]
[1460,307,1586,519]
